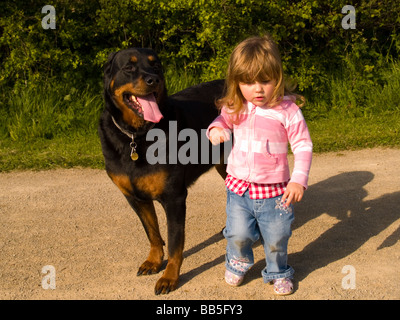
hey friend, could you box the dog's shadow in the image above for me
[179,171,400,287]
[179,231,225,285]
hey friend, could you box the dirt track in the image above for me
[0,147,399,300]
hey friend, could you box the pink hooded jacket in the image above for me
[206,97,313,188]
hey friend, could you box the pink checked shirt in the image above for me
[225,174,288,199]
[207,97,313,198]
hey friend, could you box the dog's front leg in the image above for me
[155,192,187,294]
[126,197,165,276]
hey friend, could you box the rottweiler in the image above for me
[98,48,227,294]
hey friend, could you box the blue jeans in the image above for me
[224,188,295,282]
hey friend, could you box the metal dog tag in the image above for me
[131,151,139,161]
[130,137,138,161]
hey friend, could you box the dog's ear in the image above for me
[103,51,118,91]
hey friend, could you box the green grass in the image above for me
[0,111,398,172]
[0,132,104,171]
[0,85,103,142]
[0,83,105,171]
[1,62,399,172]
[308,112,400,153]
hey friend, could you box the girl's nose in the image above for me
[255,82,264,92]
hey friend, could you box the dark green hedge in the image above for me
[1,0,399,93]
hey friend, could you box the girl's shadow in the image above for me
[250,171,400,282]
[180,171,400,286]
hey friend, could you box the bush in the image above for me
[1,0,399,88]
[0,0,399,136]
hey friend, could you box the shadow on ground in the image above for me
[179,171,400,287]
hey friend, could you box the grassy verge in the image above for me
[0,132,104,171]
[1,61,399,172]
[0,111,399,172]
[309,112,400,153]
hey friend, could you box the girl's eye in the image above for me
[240,80,271,85]
[240,81,254,85]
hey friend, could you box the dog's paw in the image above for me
[154,275,179,295]
[137,260,162,276]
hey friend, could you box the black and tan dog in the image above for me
[98,48,227,294]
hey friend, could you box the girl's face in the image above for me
[239,80,277,107]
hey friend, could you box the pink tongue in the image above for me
[137,94,163,123]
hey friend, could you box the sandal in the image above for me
[272,278,293,295]
[225,270,244,286]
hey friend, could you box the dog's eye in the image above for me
[123,64,136,73]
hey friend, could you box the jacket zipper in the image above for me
[245,104,257,182]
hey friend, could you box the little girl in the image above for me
[207,35,312,295]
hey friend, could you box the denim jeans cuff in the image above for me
[225,255,253,276]
[261,265,294,282]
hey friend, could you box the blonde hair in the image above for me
[217,34,304,119]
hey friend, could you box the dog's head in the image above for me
[104,48,167,130]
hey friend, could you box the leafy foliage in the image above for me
[0,1,400,170]
[0,0,399,142]
[1,0,399,88]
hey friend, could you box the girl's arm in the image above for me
[282,108,313,206]
[208,127,231,145]
[206,107,233,145]
[281,182,305,206]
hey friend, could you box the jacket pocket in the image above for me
[258,140,278,171]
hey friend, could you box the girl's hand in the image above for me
[209,127,230,145]
[281,182,304,207]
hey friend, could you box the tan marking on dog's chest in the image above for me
[108,173,133,196]
[134,171,168,198]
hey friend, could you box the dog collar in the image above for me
[111,116,135,139]
[111,116,139,161]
